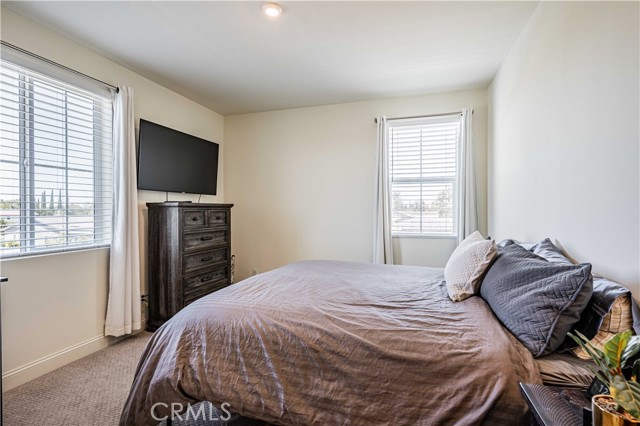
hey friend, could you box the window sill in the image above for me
[392,234,457,240]
[1,244,110,261]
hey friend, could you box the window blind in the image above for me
[0,59,113,258]
[388,115,461,236]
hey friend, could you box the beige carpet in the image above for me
[3,332,271,426]
[3,331,152,426]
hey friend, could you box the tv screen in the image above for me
[137,119,219,195]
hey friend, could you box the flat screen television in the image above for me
[137,119,219,195]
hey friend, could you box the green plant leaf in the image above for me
[611,375,640,420]
[603,331,632,374]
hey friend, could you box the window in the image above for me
[388,114,461,237]
[0,59,113,258]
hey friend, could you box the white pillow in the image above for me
[444,231,497,302]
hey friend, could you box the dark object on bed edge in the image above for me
[520,383,592,426]
[162,403,269,426]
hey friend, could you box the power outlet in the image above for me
[252,269,259,276]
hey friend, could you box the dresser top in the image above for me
[146,202,234,208]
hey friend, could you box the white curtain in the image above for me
[373,116,394,264]
[105,86,141,337]
[457,107,478,244]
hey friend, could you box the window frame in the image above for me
[0,59,113,259]
[387,114,461,239]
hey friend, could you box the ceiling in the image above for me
[4,1,539,115]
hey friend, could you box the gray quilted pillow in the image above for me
[480,242,593,358]
[532,238,573,265]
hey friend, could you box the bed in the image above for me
[120,260,541,425]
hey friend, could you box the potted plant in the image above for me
[569,330,640,425]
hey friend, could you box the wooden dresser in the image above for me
[146,202,233,331]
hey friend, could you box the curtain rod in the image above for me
[374,110,473,124]
[1,40,119,93]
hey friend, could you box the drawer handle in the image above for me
[200,276,211,282]
[215,216,222,220]
[200,236,214,241]
[192,217,199,222]
[201,256,213,262]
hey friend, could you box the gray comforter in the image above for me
[120,260,541,425]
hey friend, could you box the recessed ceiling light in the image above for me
[262,2,283,18]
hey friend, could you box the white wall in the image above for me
[488,2,639,291]
[0,8,224,390]
[225,89,487,281]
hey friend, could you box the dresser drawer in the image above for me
[183,267,229,294]
[183,229,227,251]
[183,247,228,273]
[207,210,228,226]
[183,210,205,227]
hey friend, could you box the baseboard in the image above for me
[2,334,125,392]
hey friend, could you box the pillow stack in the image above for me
[479,242,593,357]
[444,234,636,359]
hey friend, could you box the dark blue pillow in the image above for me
[480,243,593,357]
[532,238,573,265]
